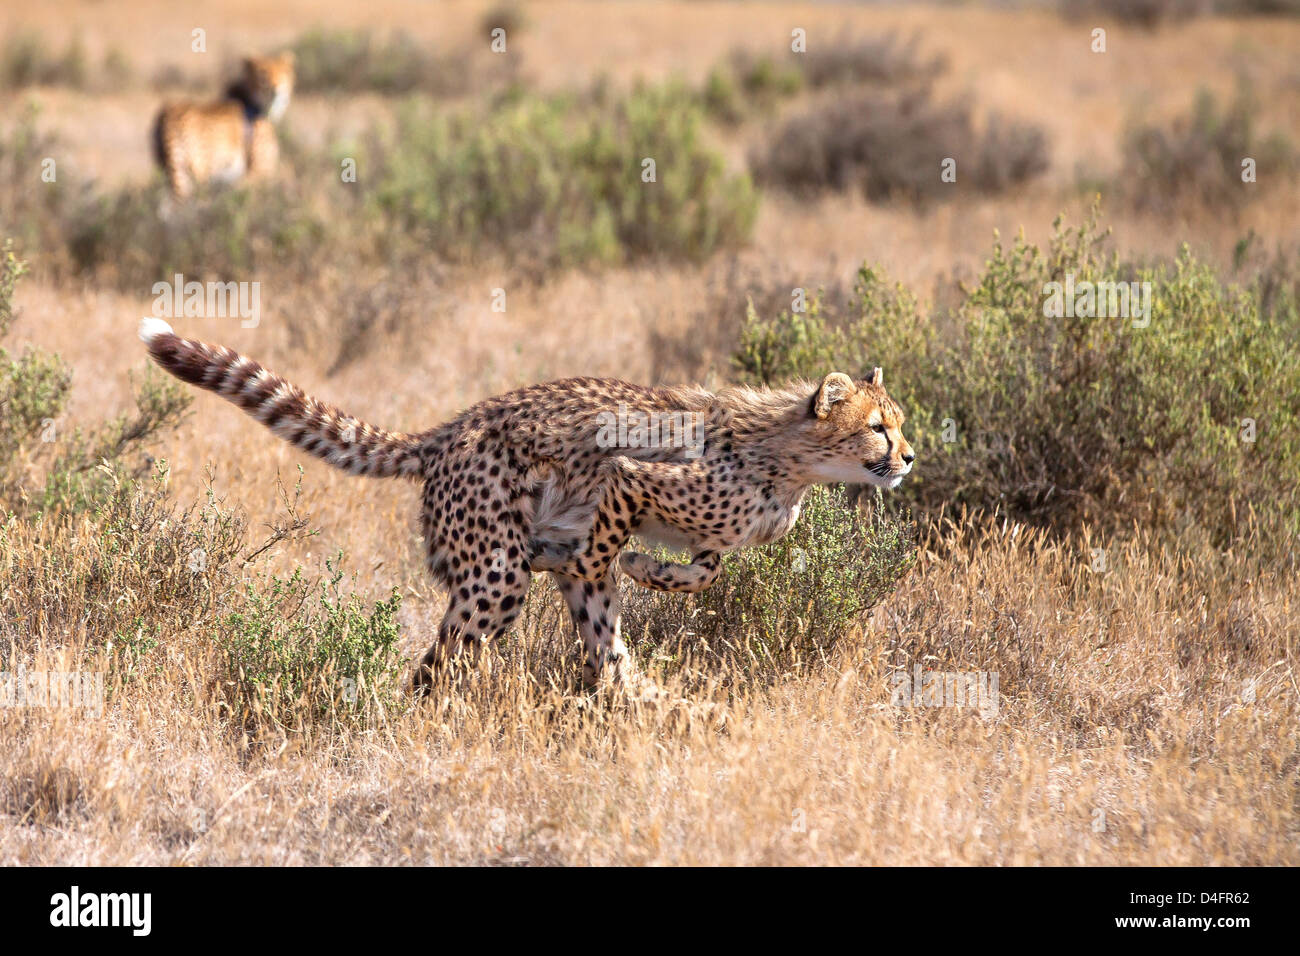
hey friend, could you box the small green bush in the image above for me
[621,486,917,677]
[0,108,80,255]
[0,242,189,512]
[217,560,407,731]
[700,51,803,125]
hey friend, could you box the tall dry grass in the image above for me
[2,496,1294,864]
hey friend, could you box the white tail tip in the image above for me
[138,317,175,344]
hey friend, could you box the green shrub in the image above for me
[1,111,330,290]
[0,108,81,255]
[700,51,803,125]
[360,85,757,269]
[735,212,1300,553]
[621,486,917,677]
[0,242,189,512]
[0,246,70,500]
[217,559,407,731]
[3,82,753,285]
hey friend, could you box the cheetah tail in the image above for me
[138,318,425,480]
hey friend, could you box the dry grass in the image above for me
[1,0,1297,865]
[2,503,1294,865]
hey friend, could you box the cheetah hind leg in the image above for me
[620,550,723,593]
[412,543,533,697]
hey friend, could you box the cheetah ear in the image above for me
[814,372,856,419]
[861,367,884,388]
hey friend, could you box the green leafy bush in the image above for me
[700,51,803,125]
[621,486,917,677]
[359,85,757,269]
[735,212,1300,553]
[0,108,80,255]
[217,560,407,731]
[0,242,189,512]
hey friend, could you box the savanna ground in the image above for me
[0,0,1298,864]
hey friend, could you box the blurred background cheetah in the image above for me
[151,51,294,198]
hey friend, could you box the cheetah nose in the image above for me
[902,452,916,464]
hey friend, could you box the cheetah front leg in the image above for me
[552,568,657,696]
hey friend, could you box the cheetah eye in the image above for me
[871,424,886,434]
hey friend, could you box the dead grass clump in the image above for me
[288,28,489,97]
[1122,87,1295,214]
[798,31,947,90]
[751,86,1048,202]
[0,31,133,92]
[701,32,944,126]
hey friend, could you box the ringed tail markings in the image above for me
[138,318,424,479]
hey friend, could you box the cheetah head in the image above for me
[239,52,295,122]
[807,369,915,489]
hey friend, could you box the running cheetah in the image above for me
[152,52,295,199]
[138,319,915,695]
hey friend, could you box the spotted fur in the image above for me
[152,53,295,199]
[139,322,915,696]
